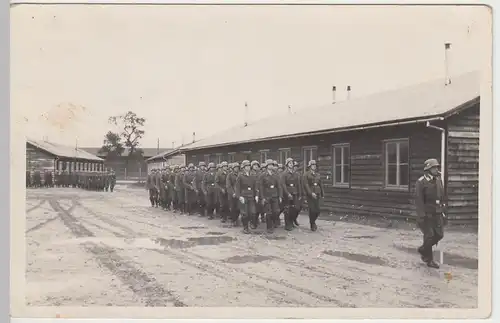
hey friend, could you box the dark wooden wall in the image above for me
[185,123,445,221]
[445,103,480,223]
[26,143,55,171]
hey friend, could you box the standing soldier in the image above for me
[183,163,198,215]
[260,159,282,233]
[235,160,259,234]
[276,163,285,226]
[33,169,42,188]
[171,166,180,212]
[249,160,261,229]
[280,158,302,231]
[194,162,207,216]
[158,168,167,209]
[26,169,31,188]
[109,169,116,192]
[293,160,302,226]
[303,160,324,232]
[214,164,222,219]
[202,163,218,220]
[257,162,267,224]
[145,169,158,207]
[175,165,187,214]
[226,162,240,227]
[216,161,230,223]
[415,158,446,269]
[163,166,173,210]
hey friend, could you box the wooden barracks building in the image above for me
[179,71,480,224]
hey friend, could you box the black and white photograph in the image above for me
[10,3,492,319]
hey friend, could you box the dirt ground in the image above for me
[25,184,478,308]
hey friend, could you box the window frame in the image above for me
[332,143,351,188]
[216,153,223,164]
[228,152,236,163]
[204,154,210,164]
[278,148,291,165]
[383,138,410,190]
[259,149,270,164]
[302,146,318,173]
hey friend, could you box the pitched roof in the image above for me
[180,71,480,152]
[147,147,184,162]
[80,147,171,157]
[27,139,103,162]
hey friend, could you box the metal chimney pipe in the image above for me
[332,86,337,104]
[192,132,196,143]
[444,42,452,85]
[244,102,249,127]
[288,105,292,114]
[347,85,351,100]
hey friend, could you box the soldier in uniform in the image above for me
[183,163,198,215]
[26,170,31,188]
[280,158,302,231]
[214,164,222,219]
[260,159,282,233]
[248,160,261,229]
[163,166,173,210]
[226,162,240,227]
[109,169,116,192]
[293,160,303,226]
[171,166,180,211]
[257,162,268,224]
[235,160,259,234]
[194,162,207,216]
[202,162,218,219]
[216,161,230,223]
[415,158,446,269]
[158,168,167,209]
[145,169,158,207]
[33,169,42,188]
[303,160,324,232]
[175,165,187,214]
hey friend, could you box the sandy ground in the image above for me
[25,185,478,308]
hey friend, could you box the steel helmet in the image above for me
[251,160,260,167]
[285,158,294,167]
[232,162,240,169]
[241,160,251,167]
[424,158,440,171]
[208,162,216,169]
[265,159,275,166]
[221,161,228,167]
[188,163,195,169]
[308,160,317,167]
[199,161,206,167]
[261,162,268,168]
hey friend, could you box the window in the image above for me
[228,153,236,163]
[278,148,291,165]
[216,154,223,164]
[385,139,409,188]
[260,150,269,164]
[333,144,350,187]
[242,151,252,161]
[204,154,210,164]
[303,146,318,171]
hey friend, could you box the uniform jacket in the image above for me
[145,174,156,189]
[215,170,228,194]
[175,172,185,191]
[303,170,324,198]
[415,174,446,218]
[202,170,217,195]
[259,170,282,200]
[183,171,197,191]
[235,171,259,199]
[280,169,303,197]
[226,171,239,197]
[194,170,205,192]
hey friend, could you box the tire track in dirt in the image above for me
[26,215,61,234]
[78,201,353,307]
[48,199,186,307]
[26,199,46,213]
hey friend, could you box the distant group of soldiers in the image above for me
[146,157,324,234]
[26,169,117,192]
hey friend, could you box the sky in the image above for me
[11,4,490,149]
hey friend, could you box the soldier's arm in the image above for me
[259,175,265,201]
[414,179,426,218]
[201,173,208,195]
[226,174,234,196]
[182,174,190,189]
[234,175,241,198]
[298,174,303,197]
[280,173,290,196]
[276,175,283,198]
[214,172,222,191]
[319,176,325,198]
[303,173,312,196]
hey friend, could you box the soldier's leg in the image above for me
[206,191,214,219]
[240,198,250,234]
[220,193,228,223]
[308,197,320,231]
[264,200,273,233]
[284,199,294,231]
[417,217,436,264]
[149,189,155,207]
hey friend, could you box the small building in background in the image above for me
[26,138,104,175]
[146,148,186,172]
[178,71,480,225]
[80,147,170,180]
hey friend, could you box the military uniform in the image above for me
[175,166,187,214]
[415,158,446,269]
[280,158,303,231]
[235,160,259,234]
[303,160,324,231]
[202,163,218,219]
[260,159,282,233]
[215,161,230,223]
[194,162,207,216]
[163,166,174,210]
[226,163,240,226]
[183,164,198,215]
[145,170,158,207]
[26,170,31,188]
[171,166,180,211]
[158,169,167,209]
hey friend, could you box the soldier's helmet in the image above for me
[199,161,206,167]
[232,162,240,169]
[424,158,440,171]
[265,159,275,166]
[278,163,284,169]
[308,160,317,167]
[261,162,268,168]
[216,163,221,169]
[173,165,179,170]
[293,161,299,167]
[251,160,260,167]
[285,158,294,167]
[208,162,216,169]
[241,160,251,168]
[221,161,228,167]
[188,163,195,169]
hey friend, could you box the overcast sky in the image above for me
[11,4,489,149]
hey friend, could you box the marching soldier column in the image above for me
[26,167,117,192]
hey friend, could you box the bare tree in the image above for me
[108,111,146,166]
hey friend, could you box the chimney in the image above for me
[444,42,452,86]
[288,105,292,114]
[332,86,337,104]
[244,101,249,127]
[192,132,196,143]
[347,85,351,100]
[172,141,175,148]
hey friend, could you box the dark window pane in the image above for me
[399,141,409,164]
[343,165,350,183]
[387,164,397,185]
[387,143,397,164]
[335,165,342,184]
[399,164,409,186]
[343,146,350,165]
[334,147,342,165]
[312,148,318,161]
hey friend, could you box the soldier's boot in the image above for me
[261,212,266,223]
[250,214,258,230]
[284,211,294,231]
[221,210,228,223]
[274,212,281,228]
[208,207,215,220]
[293,210,300,226]
[241,215,250,234]
[309,212,318,232]
[149,197,155,207]
[266,213,274,233]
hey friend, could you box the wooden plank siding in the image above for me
[186,123,444,221]
[445,103,480,223]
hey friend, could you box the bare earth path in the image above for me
[25,185,478,308]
